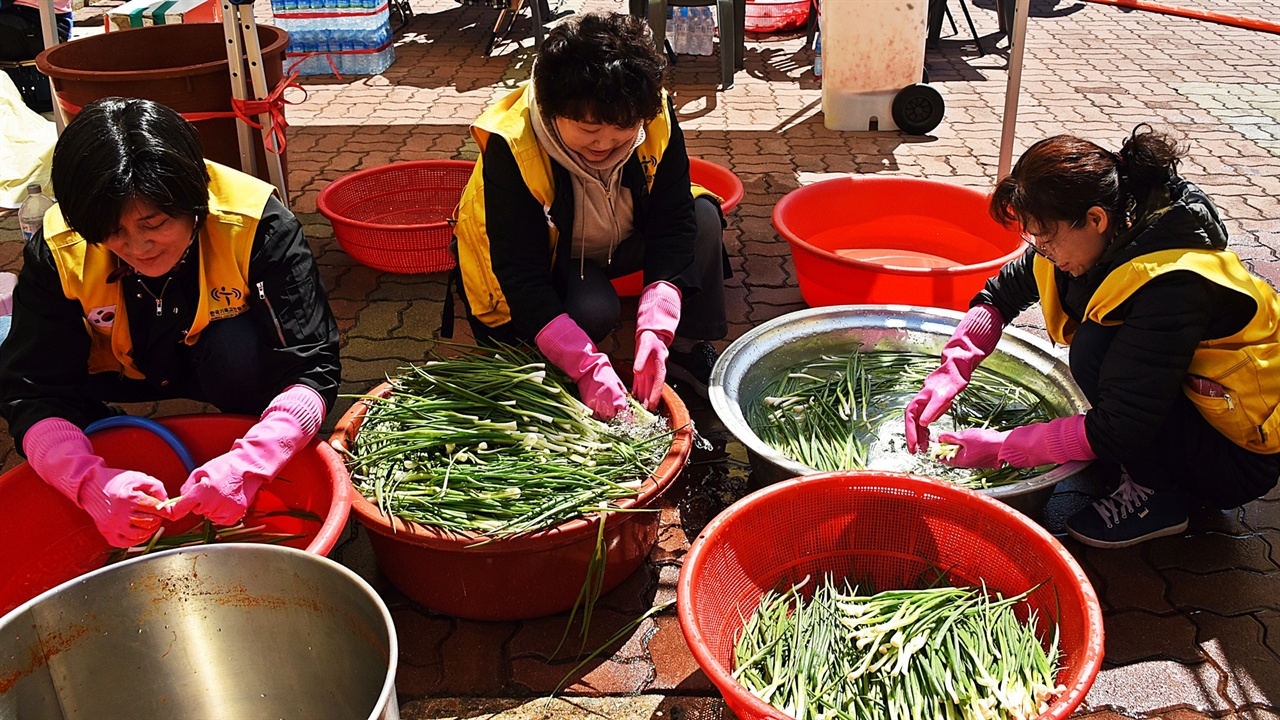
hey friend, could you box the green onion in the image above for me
[343,343,675,539]
[733,575,1065,720]
[747,350,1057,488]
[102,511,318,565]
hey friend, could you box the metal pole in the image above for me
[996,0,1033,180]
[38,0,63,132]
[221,0,258,177]
[237,7,289,201]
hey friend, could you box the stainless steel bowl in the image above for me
[709,305,1092,518]
[0,544,398,720]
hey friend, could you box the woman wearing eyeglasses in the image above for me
[904,124,1280,548]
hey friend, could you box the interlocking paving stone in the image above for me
[1101,610,1201,664]
[1190,611,1280,707]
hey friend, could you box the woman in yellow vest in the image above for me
[0,98,341,548]
[904,125,1280,548]
[452,12,729,421]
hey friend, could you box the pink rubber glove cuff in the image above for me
[632,281,682,410]
[998,415,1095,468]
[536,314,628,420]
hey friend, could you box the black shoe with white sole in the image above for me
[665,341,719,398]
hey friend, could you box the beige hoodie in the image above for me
[528,85,645,278]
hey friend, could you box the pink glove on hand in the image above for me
[25,417,174,548]
[632,281,681,410]
[170,385,326,526]
[904,304,1004,453]
[937,415,1095,469]
[536,313,629,420]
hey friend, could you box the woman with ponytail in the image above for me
[905,124,1280,548]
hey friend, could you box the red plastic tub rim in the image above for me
[773,176,1026,277]
[36,24,290,82]
[317,159,477,233]
[330,380,693,552]
[676,470,1105,720]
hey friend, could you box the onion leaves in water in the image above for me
[747,350,1057,488]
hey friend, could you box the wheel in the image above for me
[892,84,945,136]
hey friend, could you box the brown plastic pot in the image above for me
[35,24,290,183]
[331,382,694,621]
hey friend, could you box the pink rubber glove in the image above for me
[536,313,628,420]
[995,415,1095,467]
[25,417,174,548]
[934,427,1011,469]
[170,385,326,525]
[632,281,681,410]
[936,415,1095,469]
[904,304,1004,453]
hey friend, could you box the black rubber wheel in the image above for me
[892,84,945,136]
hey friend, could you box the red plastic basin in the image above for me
[773,177,1025,311]
[612,157,744,297]
[331,382,694,621]
[677,471,1105,720]
[0,414,352,617]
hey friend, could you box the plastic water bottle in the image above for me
[18,184,54,243]
[699,7,715,56]
[674,7,690,55]
[812,30,822,80]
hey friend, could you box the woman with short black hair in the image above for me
[0,97,341,548]
[453,12,730,420]
[904,124,1280,548]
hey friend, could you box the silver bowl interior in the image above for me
[0,544,399,720]
[709,304,1092,505]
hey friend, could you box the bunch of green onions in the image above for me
[747,351,1055,488]
[733,576,1064,720]
[344,344,673,539]
[103,514,314,565]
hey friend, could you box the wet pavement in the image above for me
[2,0,1279,715]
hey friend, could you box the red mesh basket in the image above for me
[677,471,1104,720]
[318,160,476,274]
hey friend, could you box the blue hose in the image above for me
[85,416,198,474]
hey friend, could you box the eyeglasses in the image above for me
[1020,219,1081,260]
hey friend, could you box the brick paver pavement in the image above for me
[2,0,1279,715]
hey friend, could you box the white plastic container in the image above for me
[821,0,928,132]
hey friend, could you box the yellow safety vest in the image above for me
[453,83,716,328]
[43,161,275,379]
[1036,249,1280,452]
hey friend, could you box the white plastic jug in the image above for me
[821,0,927,132]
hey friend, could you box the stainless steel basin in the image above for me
[0,544,398,720]
[709,304,1092,518]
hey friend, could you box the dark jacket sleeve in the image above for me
[637,101,699,291]
[0,232,112,455]
[246,196,342,411]
[971,247,1041,321]
[1083,271,1218,463]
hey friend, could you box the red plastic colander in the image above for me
[318,159,476,274]
[676,471,1105,720]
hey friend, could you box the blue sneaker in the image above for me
[1065,475,1189,548]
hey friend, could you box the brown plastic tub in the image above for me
[36,24,290,182]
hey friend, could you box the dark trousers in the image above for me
[85,313,275,417]
[470,196,729,345]
[1070,321,1280,508]
[1,5,71,113]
